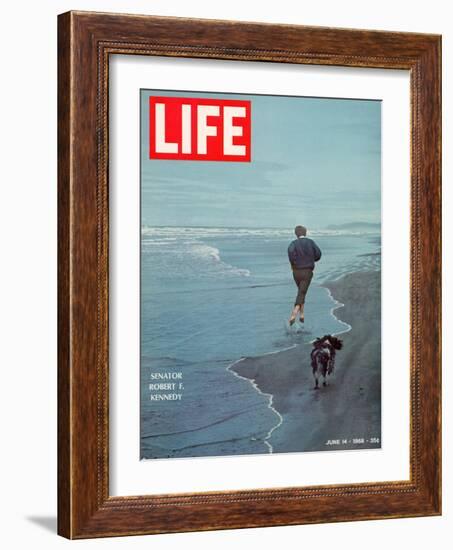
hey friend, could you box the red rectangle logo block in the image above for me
[149,96,251,161]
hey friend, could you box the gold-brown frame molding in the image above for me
[58,10,441,538]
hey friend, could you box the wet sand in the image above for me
[231,270,381,453]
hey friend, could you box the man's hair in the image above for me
[295,225,307,237]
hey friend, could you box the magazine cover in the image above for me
[140,89,381,460]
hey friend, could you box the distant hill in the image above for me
[326,222,381,231]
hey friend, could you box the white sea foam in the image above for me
[323,287,352,338]
[142,234,251,278]
[188,243,251,277]
[190,243,221,262]
[227,358,284,454]
[141,226,380,239]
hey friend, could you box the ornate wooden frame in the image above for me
[58,11,441,538]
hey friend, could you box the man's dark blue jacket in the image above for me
[287,237,322,269]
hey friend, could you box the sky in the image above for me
[141,89,381,229]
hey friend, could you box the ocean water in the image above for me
[140,227,380,459]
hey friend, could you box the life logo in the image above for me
[149,96,251,162]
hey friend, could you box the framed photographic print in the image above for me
[58,11,441,538]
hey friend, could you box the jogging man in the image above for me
[287,225,322,324]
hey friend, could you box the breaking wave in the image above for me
[188,243,250,277]
[142,226,380,239]
[142,233,250,279]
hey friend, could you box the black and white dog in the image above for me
[310,335,343,389]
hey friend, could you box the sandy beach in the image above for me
[231,270,381,453]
